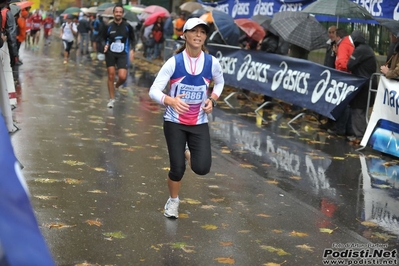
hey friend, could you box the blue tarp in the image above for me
[0,112,55,266]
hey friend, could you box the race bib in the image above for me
[110,40,124,53]
[33,23,40,28]
[45,24,52,29]
[177,84,206,104]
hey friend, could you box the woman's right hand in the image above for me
[171,94,189,114]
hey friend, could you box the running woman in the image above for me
[149,18,225,218]
[30,9,42,49]
[43,14,54,46]
[60,14,77,64]
[103,3,135,108]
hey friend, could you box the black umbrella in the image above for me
[212,10,240,46]
[270,11,328,51]
[189,8,208,19]
[251,14,277,35]
[380,20,399,37]
[302,0,374,26]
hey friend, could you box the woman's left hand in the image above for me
[202,99,213,114]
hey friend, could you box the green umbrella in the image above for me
[62,7,81,15]
[97,2,115,12]
[123,8,139,23]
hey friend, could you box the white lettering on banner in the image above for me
[237,54,271,83]
[311,70,358,105]
[305,155,330,190]
[383,88,399,115]
[271,61,309,94]
[212,116,331,187]
[394,3,399,20]
[279,3,303,12]
[253,0,274,16]
[276,146,301,175]
[232,0,250,17]
[215,51,237,75]
[216,4,229,14]
[355,0,383,17]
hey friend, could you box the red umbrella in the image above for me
[16,1,34,10]
[234,18,266,42]
[144,11,166,26]
[143,5,170,17]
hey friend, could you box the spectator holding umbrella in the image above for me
[151,16,164,60]
[380,32,399,79]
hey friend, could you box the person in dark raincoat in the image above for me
[347,30,377,143]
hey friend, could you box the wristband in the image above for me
[208,97,217,107]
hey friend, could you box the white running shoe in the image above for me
[107,99,115,108]
[164,198,179,218]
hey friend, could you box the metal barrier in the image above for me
[163,38,184,62]
[365,73,382,124]
[356,73,382,152]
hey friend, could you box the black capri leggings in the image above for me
[164,121,212,181]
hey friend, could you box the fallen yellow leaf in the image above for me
[182,198,201,205]
[289,231,308,237]
[63,160,85,166]
[201,224,218,230]
[112,142,128,146]
[373,184,392,189]
[179,213,189,219]
[264,261,287,266]
[371,232,396,242]
[383,162,394,167]
[239,163,256,168]
[150,245,160,251]
[257,214,271,218]
[219,242,234,247]
[92,167,106,172]
[260,245,291,256]
[266,179,279,185]
[332,156,345,160]
[87,190,107,194]
[272,229,283,234]
[211,197,225,202]
[319,227,337,234]
[34,195,58,200]
[361,221,378,227]
[214,257,235,264]
[64,178,83,185]
[201,205,216,209]
[102,231,126,239]
[289,176,301,180]
[34,178,59,183]
[215,173,227,176]
[296,244,314,252]
[46,223,77,229]
[85,219,102,227]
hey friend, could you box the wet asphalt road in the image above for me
[9,36,399,266]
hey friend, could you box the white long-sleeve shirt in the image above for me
[149,50,224,125]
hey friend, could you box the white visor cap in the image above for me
[183,18,209,33]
